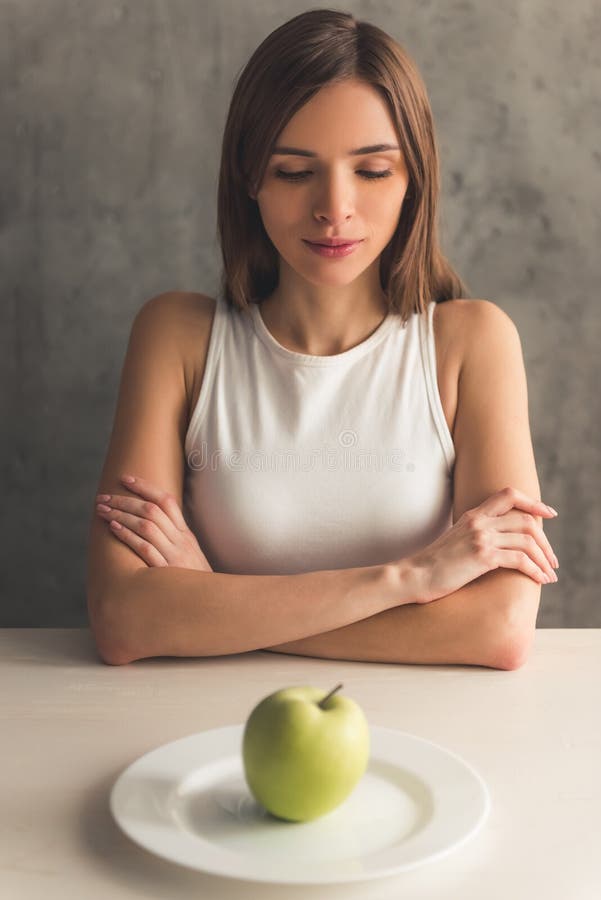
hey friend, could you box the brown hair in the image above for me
[216,8,471,325]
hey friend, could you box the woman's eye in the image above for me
[275,169,392,182]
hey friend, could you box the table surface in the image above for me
[1,628,600,900]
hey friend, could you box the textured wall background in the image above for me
[2,1,599,627]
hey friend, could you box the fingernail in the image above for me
[553,555,559,568]
[545,505,558,516]
[121,475,136,484]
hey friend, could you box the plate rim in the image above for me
[110,723,491,885]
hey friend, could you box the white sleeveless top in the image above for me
[182,296,455,575]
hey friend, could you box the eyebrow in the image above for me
[271,143,401,158]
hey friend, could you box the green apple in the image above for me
[242,683,370,822]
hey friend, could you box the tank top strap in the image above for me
[184,294,228,458]
[418,301,456,472]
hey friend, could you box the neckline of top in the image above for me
[248,301,400,367]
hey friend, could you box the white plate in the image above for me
[110,724,490,885]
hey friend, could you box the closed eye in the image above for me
[275,169,393,182]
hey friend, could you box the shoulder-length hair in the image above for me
[216,8,471,325]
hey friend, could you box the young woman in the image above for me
[86,10,559,668]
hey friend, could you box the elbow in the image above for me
[496,636,532,670]
[491,613,537,671]
[87,585,137,666]
[484,632,532,671]
[489,580,541,670]
[96,640,133,667]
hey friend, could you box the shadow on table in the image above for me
[3,627,101,665]
[78,772,436,900]
[5,628,497,678]
[4,627,258,669]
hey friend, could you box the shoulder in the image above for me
[453,297,528,453]
[433,297,517,332]
[132,290,217,369]
[433,298,520,372]
[134,290,217,335]
[132,291,218,418]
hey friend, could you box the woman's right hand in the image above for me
[406,487,559,605]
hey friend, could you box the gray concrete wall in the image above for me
[2,2,599,627]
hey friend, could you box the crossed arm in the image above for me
[262,567,537,670]
[265,301,546,670]
[91,299,548,668]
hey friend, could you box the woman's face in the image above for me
[253,79,410,289]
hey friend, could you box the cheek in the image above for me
[257,193,303,237]
[364,186,405,213]
[366,192,407,235]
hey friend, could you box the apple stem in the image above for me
[318,683,343,709]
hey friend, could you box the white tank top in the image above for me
[183,296,455,575]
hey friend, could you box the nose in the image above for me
[312,171,355,225]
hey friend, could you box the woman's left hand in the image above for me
[95,474,214,571]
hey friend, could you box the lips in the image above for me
[304,239,362,247]
[303,240,362,258]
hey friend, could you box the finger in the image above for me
[493,535,558,583]
[493,511,558,570]
[97,494,181,544]
[108,520,169,567]
[479,486,558,520]
[494,549,555,585]
[120,475,189,531]
[102,509,176,562]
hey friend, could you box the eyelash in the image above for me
[275,169,393,182]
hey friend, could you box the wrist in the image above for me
[386,557,424,606]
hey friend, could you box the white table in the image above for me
[1,628,599,899]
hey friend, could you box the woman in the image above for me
[86,10,559,667]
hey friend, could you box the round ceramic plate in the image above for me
[110,724,490,885]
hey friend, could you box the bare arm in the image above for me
[96,560,417,665]
[90,297,550,669]
[448,300,549,659]
[263,568,522,670]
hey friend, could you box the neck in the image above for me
[259,273,389,357]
